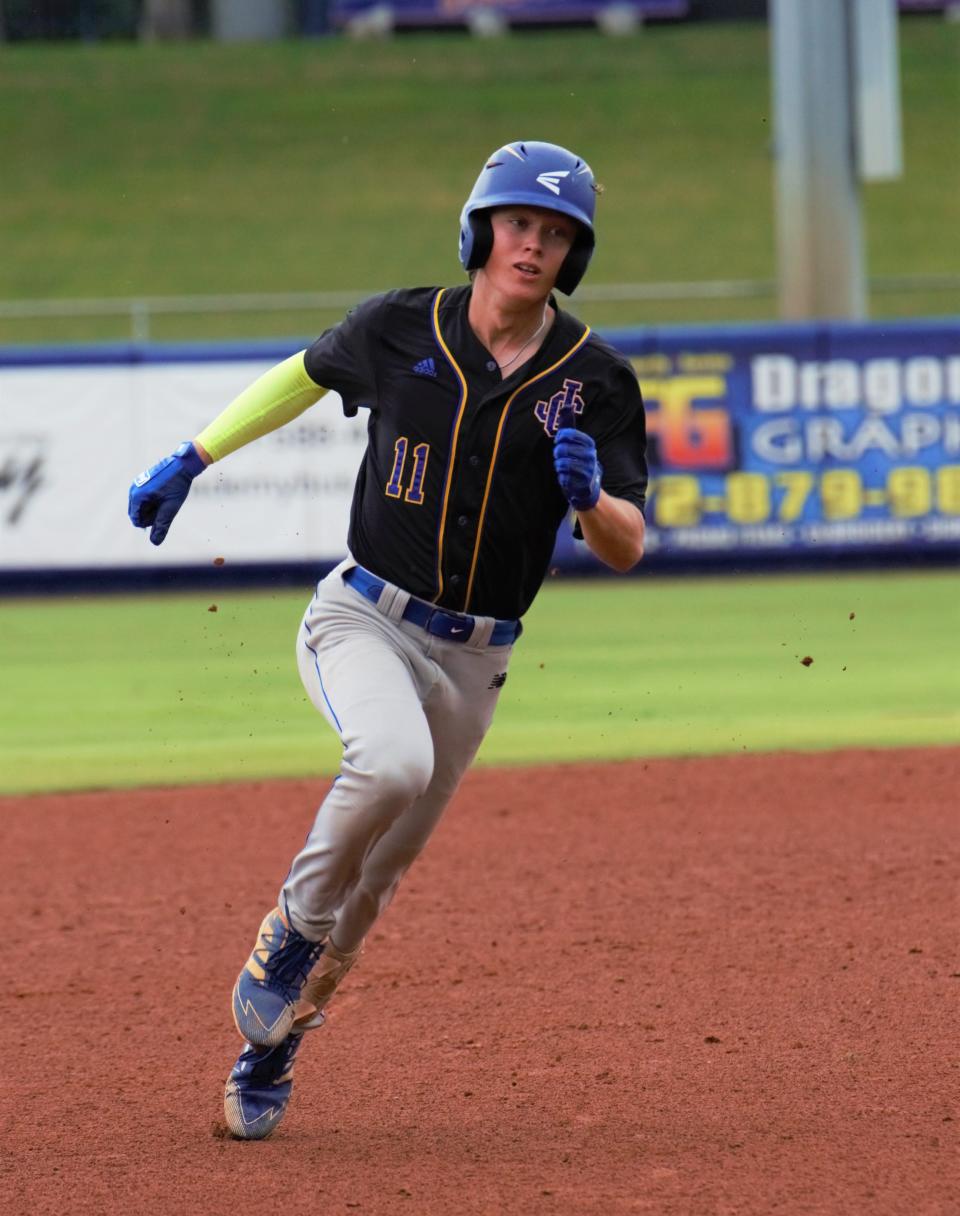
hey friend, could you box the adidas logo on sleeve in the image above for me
[412,357,437,378]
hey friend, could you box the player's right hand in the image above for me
[128,441,207,545]
[553,405,602,512]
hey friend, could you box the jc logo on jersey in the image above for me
[534,379,586,437]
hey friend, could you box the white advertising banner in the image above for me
[0,356,368,572]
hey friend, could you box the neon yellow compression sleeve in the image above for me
[194,350,327,462]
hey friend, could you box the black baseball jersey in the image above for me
[304,285,647,620]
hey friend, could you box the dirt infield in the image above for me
[4,747,957,1216]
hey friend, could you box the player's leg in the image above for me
[260,617,514,1034]
[329,634,513,952]
[231,578,437,1049]
[284,577,442,941]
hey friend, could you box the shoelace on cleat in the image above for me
[262,930,323,989]
[238,1033,303,1079]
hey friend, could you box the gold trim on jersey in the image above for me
[430,287,470,603]
[463,325,592,612]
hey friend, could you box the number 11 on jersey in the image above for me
[385,437,430,505]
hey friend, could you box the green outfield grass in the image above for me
[0,22,958,343]
[1,570,956,796]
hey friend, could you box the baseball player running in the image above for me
[128,140,647,1140]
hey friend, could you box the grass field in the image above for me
[2,570,956,795]
[1,21,958,343]
[2,26,957,798]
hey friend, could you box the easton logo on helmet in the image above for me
[535,170,570,195]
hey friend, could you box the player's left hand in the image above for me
[553,412,602,511]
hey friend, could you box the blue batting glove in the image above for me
[128,441,207,545]
[553,408,602,511]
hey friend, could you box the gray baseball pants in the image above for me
[282,557,514,953]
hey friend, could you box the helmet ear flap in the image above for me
[554,228,595,296]
[462,210,494,272]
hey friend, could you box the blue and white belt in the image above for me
[343,565,521,646]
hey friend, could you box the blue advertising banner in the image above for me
[330,0,688,28]
[598,318,960,564]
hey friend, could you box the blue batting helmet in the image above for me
[458,141,597,295]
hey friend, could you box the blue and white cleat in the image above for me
[232,906,324,1048]
[224,1033,304,1140]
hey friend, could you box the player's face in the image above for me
[484,207,578,302]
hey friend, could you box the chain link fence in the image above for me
[1,277,958,345]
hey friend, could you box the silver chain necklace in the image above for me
[496,303,550,372]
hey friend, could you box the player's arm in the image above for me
[553,418,645,570]
[553,357,647,572]
[128,351,327,545]
[193,350,327,464]
[573,492,645,572]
